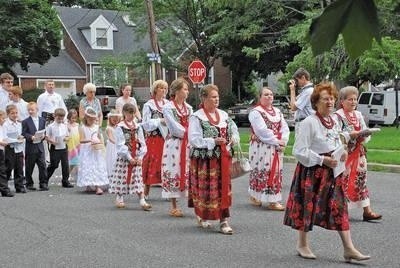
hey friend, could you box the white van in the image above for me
[357,90,400,126]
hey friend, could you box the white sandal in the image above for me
[220,221,233,235]
[196,216,211,228]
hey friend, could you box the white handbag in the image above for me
[237,143,251,172]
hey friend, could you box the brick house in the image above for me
[12,6,232,103]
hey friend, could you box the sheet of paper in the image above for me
[331,145,346,178]
[33,129,45,144]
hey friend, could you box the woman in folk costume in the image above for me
[188,84,239,234]
[248,87,290,211]
[108,103,151,210]
[161,78,192,217]
[141,80,168,199]
[335,86,381,221]
[284,83,370,262]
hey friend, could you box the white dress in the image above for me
[161,101,192,199]
[248,106,290,203]
[105,126,117,176]
[77,124,109,187]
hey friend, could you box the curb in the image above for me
[283,156,400,173]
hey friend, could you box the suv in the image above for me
[227,95,295,129]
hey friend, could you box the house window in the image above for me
[37,79,76,98]
[96,28,108,47]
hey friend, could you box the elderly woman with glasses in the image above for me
[79,83,103,125]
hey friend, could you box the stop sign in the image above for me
[188,60,206,84]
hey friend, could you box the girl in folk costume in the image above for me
[77,107,109,195]
[105,109,121,176]
[161,78,192,217]
[67,109,80,181]
[141,80,168,199]
[108,103,151,210]
[248,87,290,211]
[335,86,381,221]
[188,84,239,234]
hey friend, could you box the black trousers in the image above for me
[47,146,69,183]
[5,146,24,190]
[0,149,11,194]
[25,151,48,186]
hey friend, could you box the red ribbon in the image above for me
[179,117,189,191]
[220,144,231,209]
[126,133,137,186]
[345,144,360,199]
[267,133,282,188]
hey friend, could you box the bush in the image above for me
[219,90,237,109]
[23,88,43,102]
[64,93,80,111]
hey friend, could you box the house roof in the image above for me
[55,5,151,63]
[13,50,86,78]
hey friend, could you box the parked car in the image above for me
[358,90,400,127]
[76,86,119,117]
[227,95,295,129]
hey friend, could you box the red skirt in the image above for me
[142,135,164,185]
[188,157,230,220]
[283,163,349,232]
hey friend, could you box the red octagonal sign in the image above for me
[188,60,206,84]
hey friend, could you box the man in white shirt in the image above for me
[289,68,315,135]
[36,79,68,125]
[0,73,13,111]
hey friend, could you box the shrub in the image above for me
[64,93,80,111]
[23,88,43,102]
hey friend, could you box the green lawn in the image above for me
[238,126,400,165]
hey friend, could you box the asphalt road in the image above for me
[0,163,398,268]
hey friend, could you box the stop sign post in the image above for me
[188,60,206,107]
[188,60,206,84]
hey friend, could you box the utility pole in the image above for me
[145,0,162,84]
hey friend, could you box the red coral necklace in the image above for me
[344,110,360,129]
[153,97,165,112]
[203,108,220,125]
[261,105,276,116]
[124,119,136,129]
[316,112,334,129]
[173,100,188,116]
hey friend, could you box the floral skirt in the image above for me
[283,163,349,232]
[188,157,230,221]
[142,135,164,185]
[108,156,144,195]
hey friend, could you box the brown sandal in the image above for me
[266,202,285,211]
[363,211,382,221]
[250,196,262,206]
[169,208,183,217]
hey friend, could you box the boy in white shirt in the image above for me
[0,110,14,197]
[4,104,26,193]
[46,108,73,188]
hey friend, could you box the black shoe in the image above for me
[16,188,27,193]
[62,182,74,188]
[27,185,37,191]
[39,184,49,191]
[1,191,14,197]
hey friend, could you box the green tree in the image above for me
[0,0,61,71]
